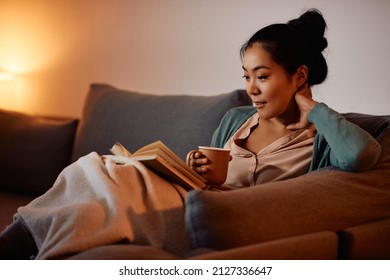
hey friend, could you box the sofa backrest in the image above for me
[71,84,252,162]
[344,113,390,138]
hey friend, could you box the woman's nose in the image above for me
[247,81,260,96]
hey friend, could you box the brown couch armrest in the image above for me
[338,218,390,259]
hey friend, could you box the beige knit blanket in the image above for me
[17,152,189,259]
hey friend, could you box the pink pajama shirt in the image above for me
[224,113,315,187]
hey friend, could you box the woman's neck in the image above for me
[259,101,300,129]
[258,117,287,131]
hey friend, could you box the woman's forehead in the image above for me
[242,44,275,71]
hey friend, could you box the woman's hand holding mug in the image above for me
[186,146,231,186]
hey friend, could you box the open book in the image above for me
[109,140,207,190]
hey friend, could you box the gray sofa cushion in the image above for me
[185,122,390,250]
[71,84,251,161]
[0,109,78,196]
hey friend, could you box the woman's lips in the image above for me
[253,101,267,109]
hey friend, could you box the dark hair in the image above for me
[240,9,328,86]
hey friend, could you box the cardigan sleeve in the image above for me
[308,103,382,172]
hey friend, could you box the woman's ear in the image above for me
[294,65,308,88]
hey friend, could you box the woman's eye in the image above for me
[242,75,250,80]
[257,75,268,80]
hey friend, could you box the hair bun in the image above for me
[288,9,328,52]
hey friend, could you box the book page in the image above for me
[109,141,132,157]
[132,148,206,184]
[133,141,206,183]
[110,140,207,190]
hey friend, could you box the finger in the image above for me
[194,157,208,165]
[193,151,204,159]
[307,124,317,137]
[296,84,312,99]
[306,88,312,99]
[286,123,302,130]
[186,150,198,166]
[186,150,206,166]
[302,89,312,99]
[188,157,209,168]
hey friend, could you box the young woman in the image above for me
[189,9,381,188]
[0,9,381,260]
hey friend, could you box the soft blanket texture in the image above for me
[16,152,189,259]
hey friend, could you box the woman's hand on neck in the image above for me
[286,86,318,135]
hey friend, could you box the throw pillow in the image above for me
[0,109,78,196]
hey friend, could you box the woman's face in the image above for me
[242,43,298,121]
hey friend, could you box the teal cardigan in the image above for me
[210,103,382,172]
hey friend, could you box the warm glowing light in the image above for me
[0,72,16,111]
[0,2,72,113]
[0,2,65,74]
[0,72,15,81]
